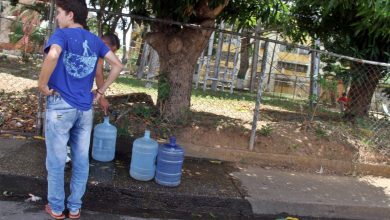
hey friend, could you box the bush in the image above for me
[9,21,24,43]
[259,124,273,136]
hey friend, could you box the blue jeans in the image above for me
[45,93,93,213]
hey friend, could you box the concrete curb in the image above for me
[250,199,390,220]
[182,142,390,177]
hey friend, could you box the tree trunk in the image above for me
[136,42,150,79]
[237,30,250,80]
[345,63,382,119]
[211,22,224,91]
[157,55,194,121]
[136,37,145,66]
[145,48,159,88]
[144,0,228,122]
[109,15,120,33]
[146,21,215,122]
[97,11,103,37]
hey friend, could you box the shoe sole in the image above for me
[68,210,81,219]
[45,204,65,220]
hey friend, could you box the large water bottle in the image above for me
[92,116,117,162]
[130,130,158,181]
[155,136,184,187]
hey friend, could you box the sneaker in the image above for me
[45,204,65,219]
[68,209,81,219]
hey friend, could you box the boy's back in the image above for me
[45,28,109,110]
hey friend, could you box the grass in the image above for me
[112,76,306,115]
[107,75,340,135]
[107,76,308,136]
[315,127,328,138]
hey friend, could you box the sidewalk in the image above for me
[0,137,389,219]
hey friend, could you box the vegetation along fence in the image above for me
[0,1,389,158]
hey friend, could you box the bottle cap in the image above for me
[169,136,176,146]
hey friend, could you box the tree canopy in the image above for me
[289,0,390,118]
[127,0,290,31]
[289,0,390,62]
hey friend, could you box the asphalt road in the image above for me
[0,200,169,220]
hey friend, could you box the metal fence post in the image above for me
[249,41,269,151]
[250,22,261,93]
[229,31,241,94]
[309,39,320,109]
[203,31,215,91]
[293,75,298,100]
[194,50,205,89]
[36,0,55,136]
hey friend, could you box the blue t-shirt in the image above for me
[45,28,109,111]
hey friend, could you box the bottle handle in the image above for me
[103,116,110,124]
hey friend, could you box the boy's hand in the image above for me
[98,96,109,115]
[39,85,54,96]
[93,89,109,115]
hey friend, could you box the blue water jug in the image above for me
[155,136,184,187]
[130,130,158,181]
[92,116,117,162]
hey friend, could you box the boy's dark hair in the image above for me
[102,33,120,50]
[342,92,347,96]
[56,0,88,29]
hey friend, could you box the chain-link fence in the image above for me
[248,39,390,157]
[0,1,389,158]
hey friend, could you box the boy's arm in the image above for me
[95,58,110,115]
[95,58,104,89]
[95,51,123,99]
[38,44,62,96]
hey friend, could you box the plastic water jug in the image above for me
[92,116,117,162]
[155,136,184,187]
[130,130,158,181]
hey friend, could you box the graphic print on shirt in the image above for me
[64,40,98,78]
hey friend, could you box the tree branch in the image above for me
[194,0,229,19]
[212,0,229,17]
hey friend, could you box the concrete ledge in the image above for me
[182,142,390,177]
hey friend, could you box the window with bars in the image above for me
[277,61,308,73]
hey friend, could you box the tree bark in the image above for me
[211,22,224,91]
[345,63,382,119]
[145,22,215,122]
[237,30,250,79]
[136,26,148,66]
[136,42,150,79]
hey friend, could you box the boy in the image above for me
[38,0,123,219]
[96,33,121,115]
[337,92,349,112]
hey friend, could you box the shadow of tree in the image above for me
[0,58,40,80]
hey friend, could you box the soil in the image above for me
[105,100,390,167]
